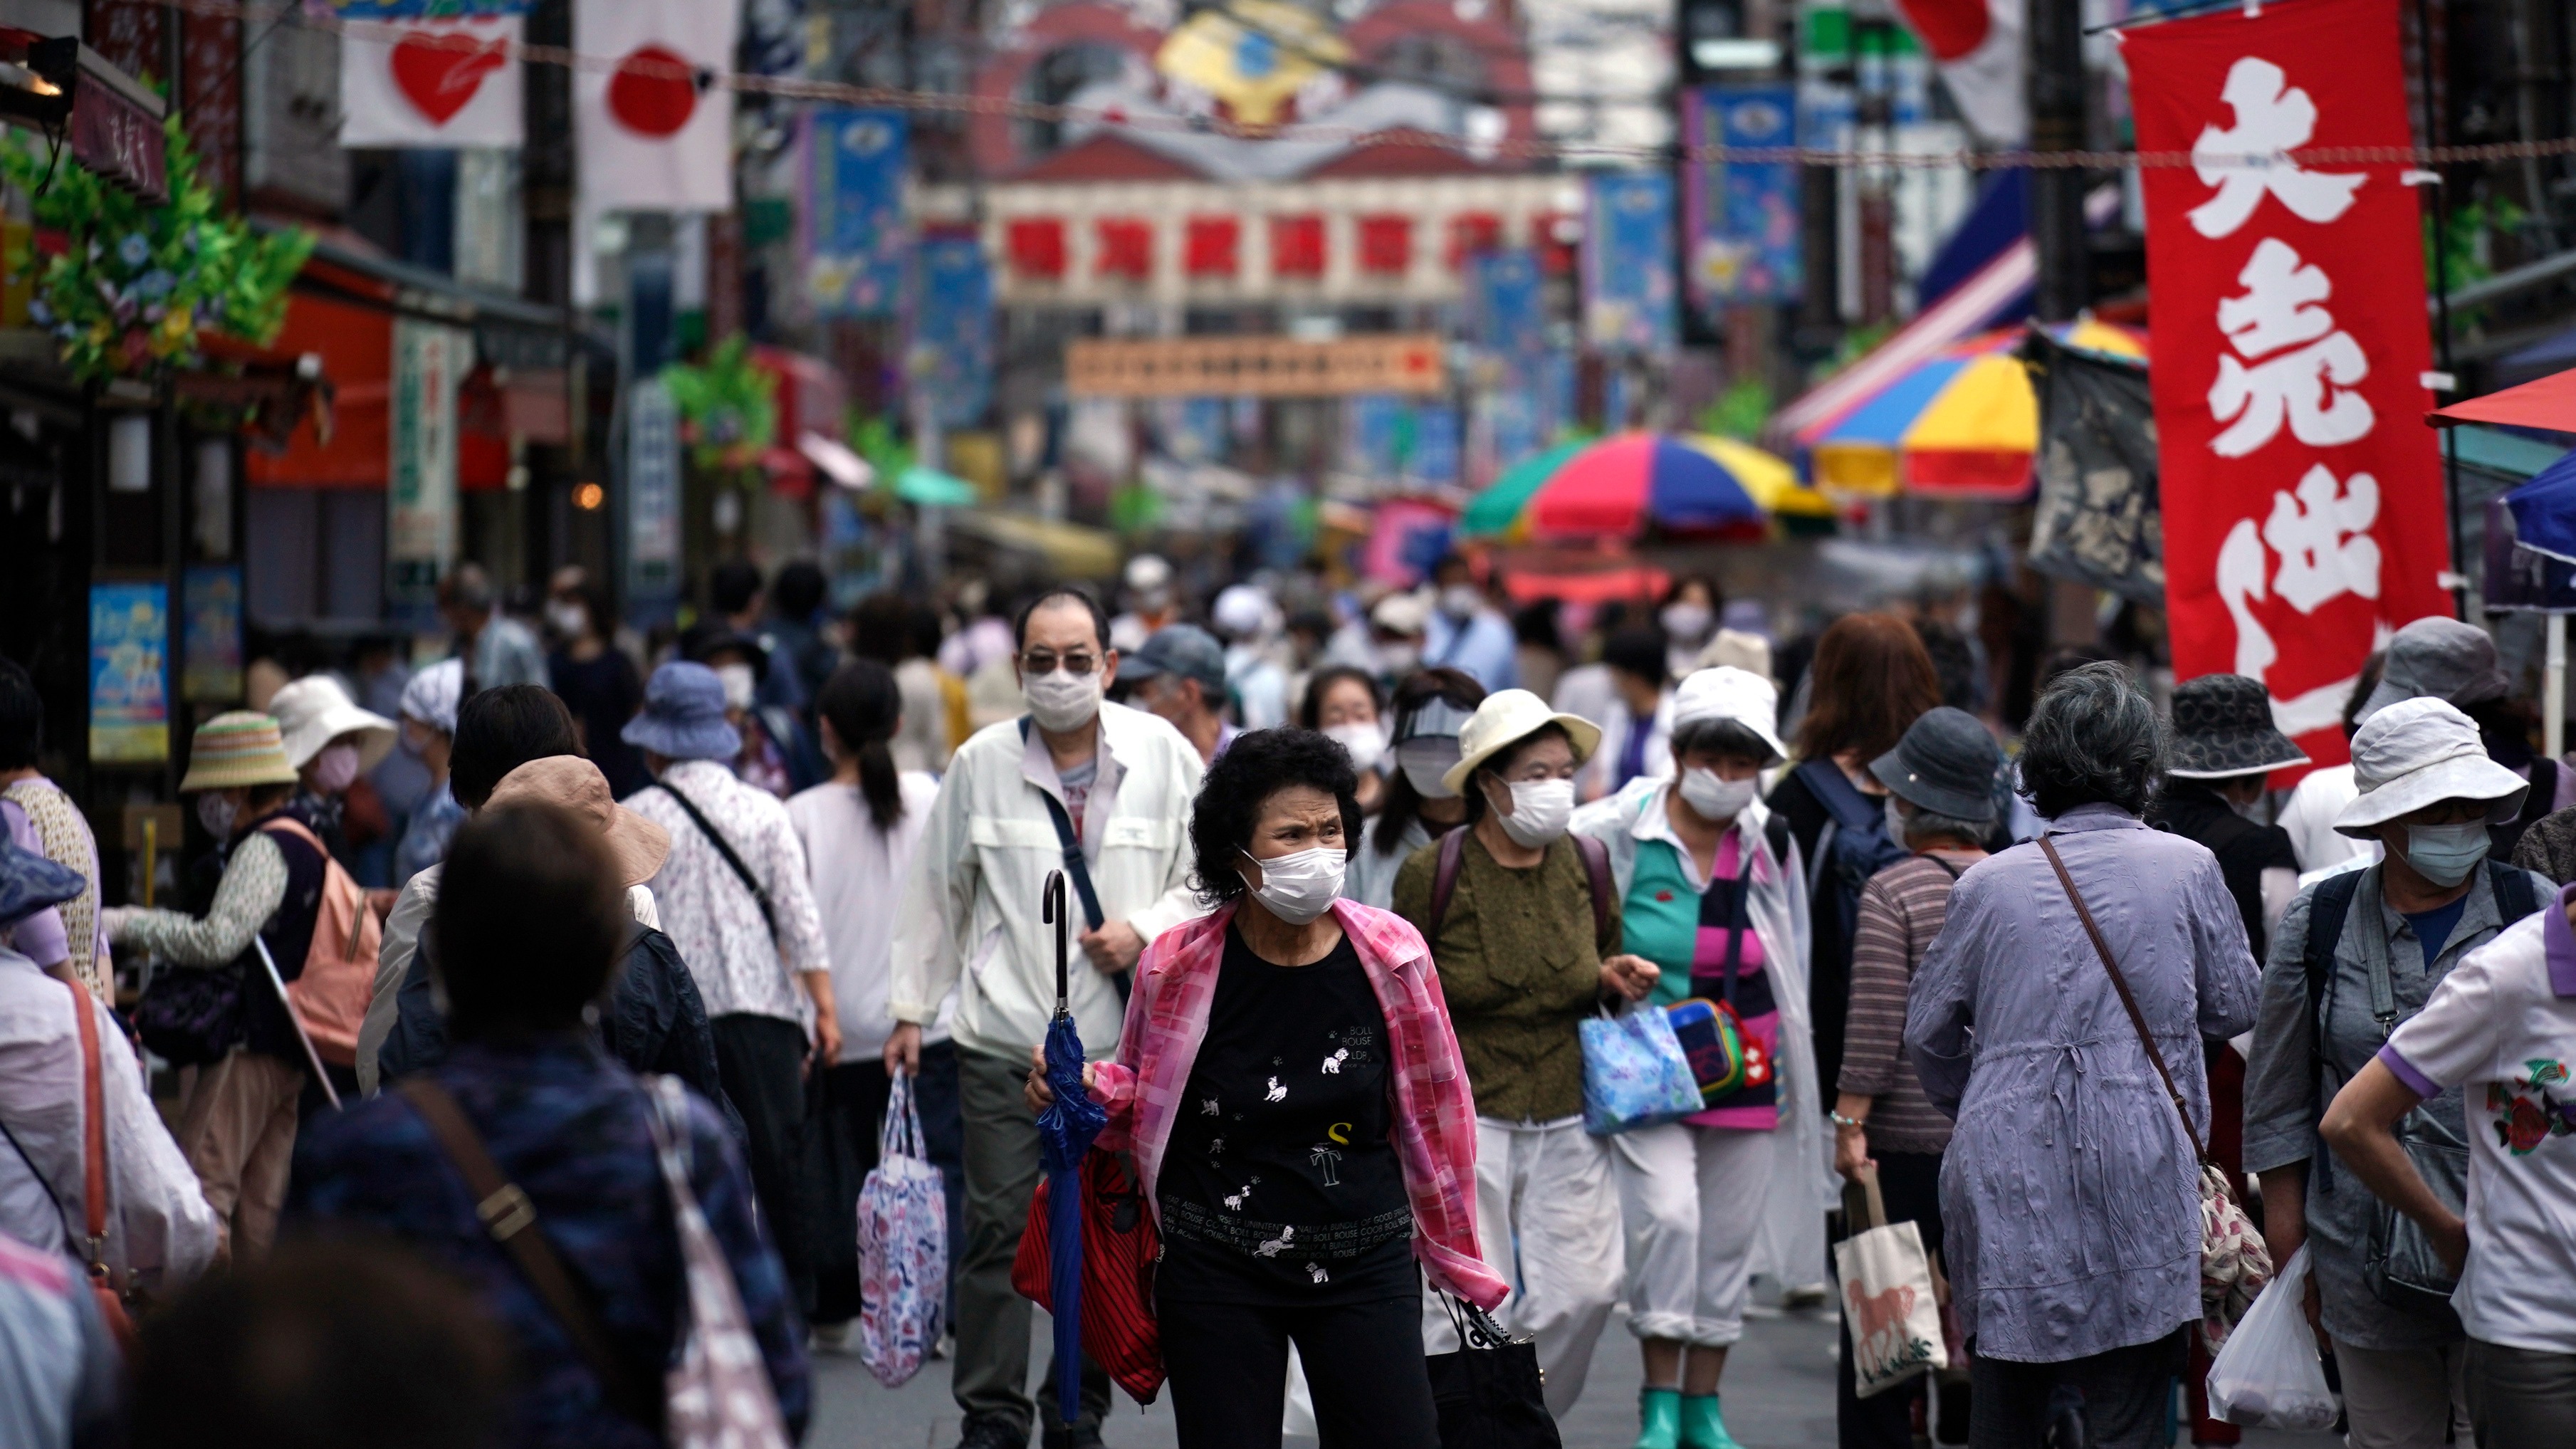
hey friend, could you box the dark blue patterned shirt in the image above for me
[287,1037,811,1445]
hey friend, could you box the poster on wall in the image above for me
[388,320,468,619]
[180,564,244,703]
[808,108,909,318]
[90,582,169,765]
[1583,172,1677,353]
[1684,84,1802,310]
[911,234,993,429]
[626,377,681,617]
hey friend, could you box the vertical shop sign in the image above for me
[1684,84,1803,310]
[911,234,994,429]
[1471,249,1548,472]
[1583,173,1677,354]
[88,582,168,765]
[388,320,468,614]
[2128,0,2450,770]
[626,377,681,609]
[808,108,909,317]
[180,564,244,703]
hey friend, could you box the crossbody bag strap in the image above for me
[1017,718,1107,931]
[65,981,107,1265]
[654,780,777,945]
[397,1079,662,1431]
[2037,835,2206,1161]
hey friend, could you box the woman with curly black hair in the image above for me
[1025,727,1502,1449]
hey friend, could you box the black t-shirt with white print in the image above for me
[1156,924,1414,1306]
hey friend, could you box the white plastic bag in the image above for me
[2205,1245,2336,1430]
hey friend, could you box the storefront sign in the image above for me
[807,108,908,317]
[181,564,244,703]
[88,582,168,765]
[389,320,468,614]
[73,45,167,203]
[1067,335,1446,398]
[2130,0,2450,767]
[626,377,681,611]
[1583,172,1677,354]
[1684,85,1802,309]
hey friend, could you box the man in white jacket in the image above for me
[886,587,1205,1449]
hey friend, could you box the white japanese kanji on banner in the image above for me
[340,16,524,149]
[2127,0,2451,772]
[574,0,739,213]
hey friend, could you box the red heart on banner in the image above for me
[607,44,698,137]
[389,30,508,125]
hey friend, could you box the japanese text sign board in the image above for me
[2128,0,2450,769]
[73,44,167,203]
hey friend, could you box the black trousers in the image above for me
[1967,1328,2187,1449]
[1159,1294,1440,1449]
[1838,1150,1967,1447]
[712,1013,814,1316]
[810,1043,967,1327]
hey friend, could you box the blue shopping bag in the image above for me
[1580,1002,1704,1136]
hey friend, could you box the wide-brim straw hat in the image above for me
[1442,689,1603,795]
[484,755,671,886]
[179,711,302,792]
[2334,696,2529,837]
[268,674,397,773]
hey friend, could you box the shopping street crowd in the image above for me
[1,554,2574,1448]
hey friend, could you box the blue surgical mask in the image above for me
[2404,821,2491,888]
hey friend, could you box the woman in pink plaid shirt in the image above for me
[1028,728,1504,1448]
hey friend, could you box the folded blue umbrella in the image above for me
[1034,871,1106,1430]
[2507,447,2576,564]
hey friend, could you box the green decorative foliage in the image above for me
[661,333,777,476]
[1,110,312,387]
[1698,377,1774,441]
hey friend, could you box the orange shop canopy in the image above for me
[2431,367,2576,434]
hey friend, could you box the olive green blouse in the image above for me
[1391,830,1620,1124]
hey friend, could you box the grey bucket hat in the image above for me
[2359,617,2508,722]
[2166,674,2310,779]
[1869,706,2003,822]
[622,661,743,763]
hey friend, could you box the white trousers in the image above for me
[1424,1115,1625,1418]
[1611,1121,1774,1349]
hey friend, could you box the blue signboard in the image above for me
[1583,173,1677,355]
[1685,84,1802,309]
[912,235,993,429]
[89,582,168,765]
[1469,249,1546,361]
[809,108,909,318]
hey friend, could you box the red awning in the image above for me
[749,346,847,500]
[2431,368,2576,433]
[236,290,392,489]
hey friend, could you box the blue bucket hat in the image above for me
[0,835,84,936]
[622,661,743,763]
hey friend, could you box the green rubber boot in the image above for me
[1634,1386,1682,1449]
[1678,1393,1743,1449]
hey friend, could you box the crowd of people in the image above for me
[1,551,2574,1448]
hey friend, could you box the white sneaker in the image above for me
[811,1321,855,1354]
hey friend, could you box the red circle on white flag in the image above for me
[608,44,698,137]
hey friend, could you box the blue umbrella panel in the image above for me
[1035,870,1106,1428]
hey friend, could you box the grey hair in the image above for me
[1900,807,1992,846]
[1670,716,1779,764]
[2019,661,2162,818]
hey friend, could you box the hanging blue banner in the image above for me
[1684,85,1802,309]
[1583,173,1677,355]
[1408,407,1460,486]
[1349,394,1408,478]
[1469,249,1546,361]
[808,108,909,318]
[911,235,993,429]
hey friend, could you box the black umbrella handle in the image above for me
[1043,869,1068,1016]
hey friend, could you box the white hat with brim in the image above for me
[268,674,397,773]
[1442,689,1603,795]
[1670,666,1788,764]
[2333,696,2530,837]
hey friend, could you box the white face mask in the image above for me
[197,792,239,839]
[1884,797,1911,846]
[1679,768,1756,822]
[1022,667,1104,734]
[1396,738,1461,798]
[1379,642,1421,677]
[1243,846,1347,925]
[1439,584,1482,620]
[716,663,758,712]
[1492,777,1576,848]
[1323,721,1387,773]
[545,600,588,638]
[1660,601,1714,644]
[310,742,362,795]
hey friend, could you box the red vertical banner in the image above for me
[2127,0,2451,770]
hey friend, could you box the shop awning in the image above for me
[950,510,1123,577]
[2432,368,2576,434]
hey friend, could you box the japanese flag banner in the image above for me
[575,0,740,212]
[340,15,525,148]
[2127,0,2451,771]
[1892,0,2026,147]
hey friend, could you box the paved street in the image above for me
[808,1296,2340,1448]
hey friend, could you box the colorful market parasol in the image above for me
[1523,431,1831,540]
[1457,439,1587,540]
[1799,319,2147,500]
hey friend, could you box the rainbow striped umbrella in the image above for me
[1799,319,2147,500]
[1524,431,1831,540]
[1457,439,1588,540]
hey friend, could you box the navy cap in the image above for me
[1124,624,1230,696]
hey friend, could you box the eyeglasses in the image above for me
[1020,649,1102,676]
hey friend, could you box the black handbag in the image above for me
[2365,1109,2468,1323]
[1427,1293,1560,1449]
[134,963,246,1066]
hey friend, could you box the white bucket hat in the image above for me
[1442,689,1603,795]
[1670,666,1788,763]
[268,674,397,773]
[2333,696,2528,837]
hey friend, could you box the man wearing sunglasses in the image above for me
[889,585,1208,1449]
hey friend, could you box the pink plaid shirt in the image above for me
[1087,898,1509,1310]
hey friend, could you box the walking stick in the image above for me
[255,935,342,1110]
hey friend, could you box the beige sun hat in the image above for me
[1441,689,1603,795]
[483,755,671,887]
[2332,696,2529,837]
[268,674,397,773]
[177,711,302,792]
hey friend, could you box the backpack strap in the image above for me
[2490,857,2540,926]
[1794,758,1885,834]
[1428,825,1469,941]
[1427,826,1613,948]
[1573,832,1614,948]
[2301,867,2367,1082]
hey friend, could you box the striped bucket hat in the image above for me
[179,711,302,792]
